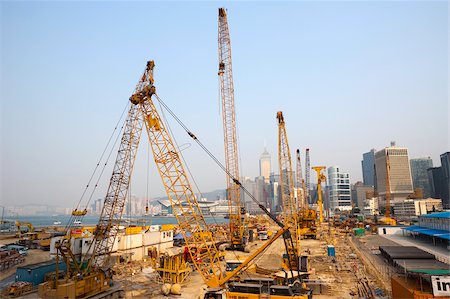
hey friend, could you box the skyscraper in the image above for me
[327,166,352,212]
[361,149,375,186]
[427,152,450,209]
[410,157,433,198]
[259,147,271,183]
[427,167,449,208]
[440,152,450,208]
[374,144,413,203]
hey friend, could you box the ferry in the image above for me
[53,221,62,225]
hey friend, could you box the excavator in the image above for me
[15,221,34,236]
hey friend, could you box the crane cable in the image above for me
[154,94,280,225]
[66,102,130,229]
[156,99,229,238]
[156,96,257,266]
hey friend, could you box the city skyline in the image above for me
[1,2,448,207]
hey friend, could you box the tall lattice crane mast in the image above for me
[277,111,301,267]
[296,149,306,210]
[305,148,311,204]
[218,7,246,250]
[84,64,151,269]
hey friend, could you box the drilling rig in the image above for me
[312,166,326,224]
[277,111,302,272]
[296,150,317,239]
[218,7,248,252]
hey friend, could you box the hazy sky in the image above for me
[1,1,448,208]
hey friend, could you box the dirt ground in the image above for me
[115,224,389,299]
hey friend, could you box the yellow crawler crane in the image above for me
[40,53,311,298]
[136,57,310,297]
[218,7,248,252]
[277,111,302,272]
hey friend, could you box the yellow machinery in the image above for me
[39,44,311,299]
[218,7,248,251]
[133,57,309,298]
[312,166,326,224]
[296,149,317,239]
[157,253,191,284]
[277,111,302,272]
[15,221,34,236]
[381,153,397,226]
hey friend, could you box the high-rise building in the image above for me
[361,149,376,187]
[440,152,450,208]
[374,145,414,203]
[410,157,433,198]
[259,148,271,183]
[269,173,281,213]
[327,166,352,212]
[428,167,450,209]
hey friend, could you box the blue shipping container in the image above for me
[327,245,335,257]
[16,261,67,286]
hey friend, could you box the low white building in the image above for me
[50,225,173,262]
[393,198,443,218]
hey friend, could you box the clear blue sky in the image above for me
[1,1,448,208]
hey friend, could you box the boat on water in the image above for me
[73,220,82,225]
[53,221,62,225]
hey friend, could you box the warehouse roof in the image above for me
[420,211,450,219]
[393,259,450,275]
[379,246,435,260]
[402,225,450,240]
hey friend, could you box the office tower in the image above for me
[327,166,352,212]
[361,149,376,186]
[410,157,433,198]
[427,152,450,209]
[259,148,271,183]
[440,152,450,208]
[374,144,414,203]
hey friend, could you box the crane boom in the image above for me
[296,149,306,210]
[277,111,301,270]
[305,149,311,204]
[132,62,224,288]
[218,7,246,250]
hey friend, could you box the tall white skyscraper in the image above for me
[327,166,352,212]
[259,147,271,183]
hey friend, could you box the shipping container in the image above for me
[15,261,67,286]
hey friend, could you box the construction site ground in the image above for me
[115,224,389,299]
[0,235,51,284]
